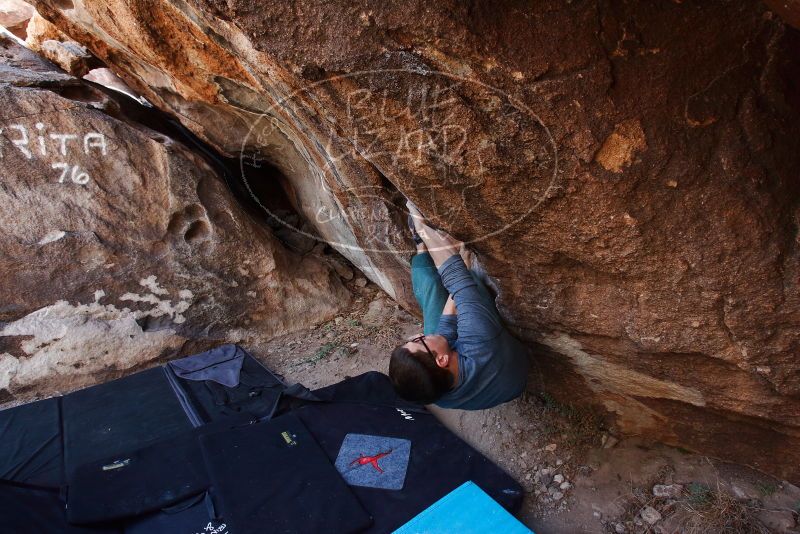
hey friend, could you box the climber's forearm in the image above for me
[418,223,460,267]
[427,247,456,267]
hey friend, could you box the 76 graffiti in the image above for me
[51,162,90,184]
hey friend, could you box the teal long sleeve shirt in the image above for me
[434,255,529,410]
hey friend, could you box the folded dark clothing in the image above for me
[0,479,121,533]
[170,345,286,424]
[169,343,246,387]
[123,492,225,534]
[63,367,194,479]
[0,396,64,488]
[200,413,372,534]
[67,416,251,524]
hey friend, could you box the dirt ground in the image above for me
[247,277,800,534]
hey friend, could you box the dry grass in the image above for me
[335,319,403,353]
[289,300,404,369]
[536,391,606,449]
[675,484,769,534]
[612,464,770,534]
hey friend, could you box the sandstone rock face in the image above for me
[0,37,350,402]
[26,0,800,481]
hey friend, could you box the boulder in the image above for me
[0,36,350,402]
[37,39,92,76]
[25,11,93,75]
[24,8,63,45]
[0,0,33,39]
[23,0,800,481]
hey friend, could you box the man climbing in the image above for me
[388,203,530,409]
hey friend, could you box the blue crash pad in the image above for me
[393,481,533,534]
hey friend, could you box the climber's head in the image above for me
[389,334,455,404]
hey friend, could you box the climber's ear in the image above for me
[435,352,449,368]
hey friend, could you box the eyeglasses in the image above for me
[410,334,434,359]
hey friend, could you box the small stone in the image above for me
[520,451,527,458]
[349,342,359,348]
[556,459,563,466]
[560,482,572,490]
[603,435,619,449]
[358,12,373,27]
[553,474,565,484]
[354,277,367,287]
[525,473,531,480]
[545,443,557,452]
[613,522,626,534]
[756,510,796,531]
[640,506,662,525]
[552,491,564,501]
[593,511,601,518]
[536,484,547,494]
[653,484,683,498]
[731,485,749,500]
[540,474,553,486]
[666,179,678,188]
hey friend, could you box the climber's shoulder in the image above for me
[436,333,529,410]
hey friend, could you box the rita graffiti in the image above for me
[0,122,107,185]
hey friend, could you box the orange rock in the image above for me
[21,0,800,482]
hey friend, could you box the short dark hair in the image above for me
[389,345,454,404]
